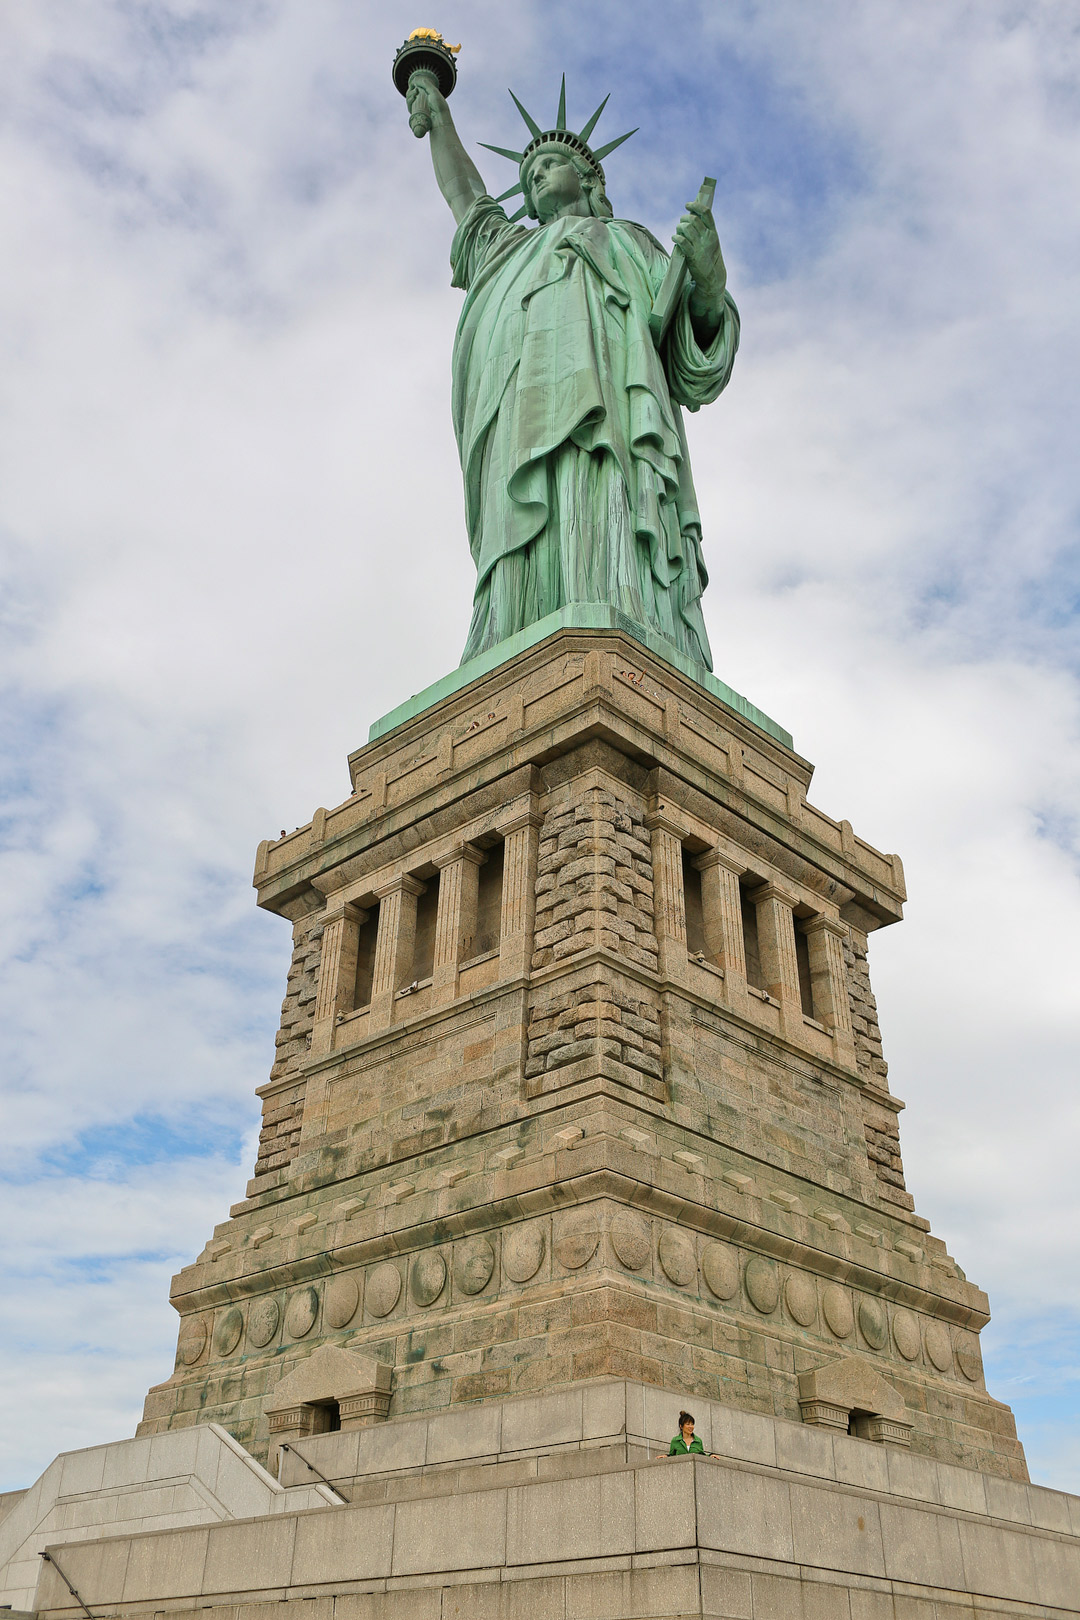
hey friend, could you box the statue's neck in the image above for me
[538,199,592,224]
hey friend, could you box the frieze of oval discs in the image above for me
[454,1237,496,1295]
[658,1228,696,1288]
[858,1297,887,1350]
[177,1316,208,1365]
[611,1213,651,1273]
[822,1285,854,1339]
[324,1275,361,1329]
[503,1224,546,1284]
[925,1322,953,1372]
[214,1306,244,1358]
[745,1256,780,1315]
[954,1332,981,1382]
[784,1273,817,1327]
[892,1309,921,1361]
[285,1286,319,1339]
[367,1262,403,1318]
[702,1242,740,1300]
[553,1215,600,1271]
[246,1297,281,1348]
[411,1251,448,1307]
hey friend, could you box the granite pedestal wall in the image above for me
[136,627,1024,1481]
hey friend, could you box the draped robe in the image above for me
[450,195,739,669]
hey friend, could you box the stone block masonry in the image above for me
[532,787,658,973]
[525,977,663,1088]
[136,627,1026,1487]
[253,909,322,1177]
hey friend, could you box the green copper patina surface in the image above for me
[406,69,738,674]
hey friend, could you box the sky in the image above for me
[1,0,1078,1494]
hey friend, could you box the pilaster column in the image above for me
[432,844,486,1003]
[310,903,367,1056]
[645,806,688,980]
[498,808,543,979]
[804,915,857,1068]
[751,881,802,1039]
[370,873,425,1029]
[695,849,747,1011]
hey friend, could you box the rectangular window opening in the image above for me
[309,1400,341,1435]
[848,1410,873,1441]
[353,905,379,1009]
[740,882,765,991]
[412,873,440,983]
[469,841,504,960]
[682,849,706,958]
[794,921,815,1019]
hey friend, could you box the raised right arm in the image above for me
[406,71,488,225]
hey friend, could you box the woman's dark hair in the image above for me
[678,1410,695,1429]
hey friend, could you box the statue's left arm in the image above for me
[661,199,740,411]
[674,198,728,349]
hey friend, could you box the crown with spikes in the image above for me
[479,75,637,222]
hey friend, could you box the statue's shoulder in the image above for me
[611,219,670,260]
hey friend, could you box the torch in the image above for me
[392,29,460,136]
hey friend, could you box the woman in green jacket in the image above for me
[666,1411,718,1457]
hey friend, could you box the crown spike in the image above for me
[577,93,610,146]
[556,74,567,131]
[592,128,638,162]
[507,203,529,222]
[494,181,525,203]
[508,90,542,140]
[479,141,526,163]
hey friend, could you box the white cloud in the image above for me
[1,0,1078,1491]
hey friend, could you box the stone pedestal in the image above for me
[134,627,1024,1485]
[5,624,1064,1620]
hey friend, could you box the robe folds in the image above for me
[450,195,739,669]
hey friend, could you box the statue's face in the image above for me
[524,149,585,221]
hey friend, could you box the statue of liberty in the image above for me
[401,45,739,672]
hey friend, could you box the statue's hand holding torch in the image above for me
[393,30,460,140]
[406,69,441,138]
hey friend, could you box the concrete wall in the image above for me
[20,1387,1080,1620]
[32,1444,1080,1620]
[0,1423,333,1613]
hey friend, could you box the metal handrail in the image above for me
[278,1442,350,1502]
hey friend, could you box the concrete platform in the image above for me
[12,1383,1080,1619]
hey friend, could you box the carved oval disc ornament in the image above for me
[925,1322,953,1372]
[954,1332,981,1382]
[858,1297,887,1350]
[367,1263,403,1318]
[503,1224,546,1283]
[702,1242,739,1300]
[214,1307,243,1358]
[611,1214,651,1273]
[553,1215,599,1271]
[411,1251,448,1307]
[658,1228,696,1288]
[745,1256,780,1314]
[246,1297,280,1348]
[784,1273,817,1327]
[177,1316,208,1365]
[325,1275,361,1329]
[822,1285,854,1339]
[892,1309,920,1361]
[455,1237,496,1294]
[285,1286,319,1339]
